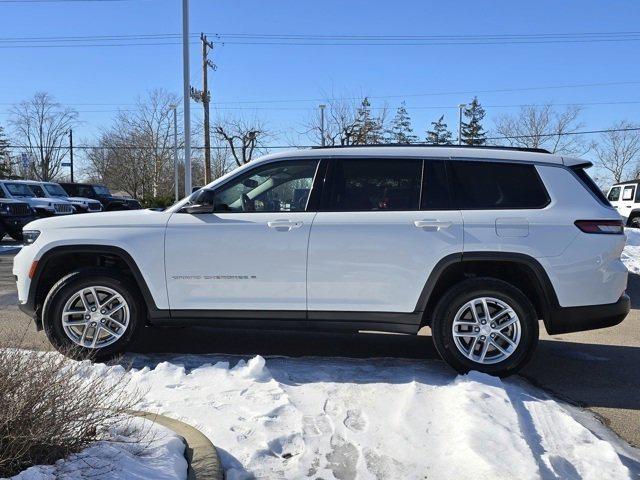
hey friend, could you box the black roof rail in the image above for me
[310,144,552,154]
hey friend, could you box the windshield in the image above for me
[44,183,69,197]
[5,183,36,198]
[93,185,111,195]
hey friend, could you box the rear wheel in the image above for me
[43,269,143,360]
[431,278,538,377]
[629,215,640,229]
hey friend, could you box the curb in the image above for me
[131,411,224,480]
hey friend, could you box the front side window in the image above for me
[326,158,422,211]
[607,186,621,201]
[449,160,550,209]
[93,185,111,195]
[213,160,319,213]
[4,183,35,198]
[622,185,635,201]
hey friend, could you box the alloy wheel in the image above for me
[451,296,521,365]
[61,286,130,349]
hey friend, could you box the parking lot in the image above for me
[1,244,638,449]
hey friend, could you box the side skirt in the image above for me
[150,310,422,335]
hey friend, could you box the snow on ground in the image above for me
[622,228,640,274]
[80,354,639,480]
[12,417,187,480]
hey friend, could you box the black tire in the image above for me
[431,277,539,377]
[629,215,640,229]
[42,268,144,360]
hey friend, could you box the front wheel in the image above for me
[431,278,539,377]
[43,269,144,360]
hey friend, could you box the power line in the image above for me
[4,126,640,151]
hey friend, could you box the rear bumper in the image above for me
[545,294,630,335]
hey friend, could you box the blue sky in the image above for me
[1,0,639,161]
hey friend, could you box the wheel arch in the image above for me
[417,252,559,332]
[28,245,166,329]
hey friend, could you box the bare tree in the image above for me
[10,92,77,180]
[494,104,585,155]
[84,89,184,199]
[592,120,640,183]
[214,116,269,166]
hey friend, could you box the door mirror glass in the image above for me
[243,178,259,188]
[181,189,215,214]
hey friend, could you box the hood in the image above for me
[0,198,31,205]
[28,197,73,207]
[66,196,100,204]
[25,208,169,231]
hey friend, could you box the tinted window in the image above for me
[421,160,451,210]
[571,167,611,206]
[449,161,550,209]
[327,158,422,211]
[214,160,318,213]
[29,184,47,198]
[608,186,621,201]
[622,185,635,201]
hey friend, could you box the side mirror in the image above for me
[243,178,259,188]
[182,203,214,214]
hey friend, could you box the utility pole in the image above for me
[170,105,180,202]
[182,0,192,196]
[68,129,74,182]
[190,33,216,184]
[458,103,466,146]
[319,104,326,146]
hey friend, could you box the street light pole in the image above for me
[171,105,179,202]
[182,0,192,196]
[319,104,326,147]
[458,103,465,146]
[68,129,74,182]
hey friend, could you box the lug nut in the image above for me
[100,309,106,314]
[491,333,496,339]
[474,327,480,332]
[480,320,486,325]
[490,323,496,328]
[100,319,105,324]
[91,307,96,312]
[85,315,91,320]
[480,335,486,341]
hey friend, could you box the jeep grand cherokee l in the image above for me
[13,146,629,376]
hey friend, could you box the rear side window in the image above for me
[449,161,550,209]
[571,167,611,206]
[622,185,635,201]
[326,158,422,211]
[607,186,621,201]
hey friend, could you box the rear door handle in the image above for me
[267,220,303,230]
[414,220,452,230]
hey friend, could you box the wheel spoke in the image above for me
[469,300,481,323]
[490,338,508,355]
[481,298,491,322]
[454,331,478,338]
[106,303,125,317]
[497,316,518,330]
[90,288,100,308]
[79,290,91,312]
[91,326,100,348]
[478,339,490,362]
[496,331,517,348]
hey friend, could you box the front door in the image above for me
[307,158,464,313]
[165,159,320,311]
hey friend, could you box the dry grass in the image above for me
[0,331,142,477]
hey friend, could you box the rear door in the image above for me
[307,157,463,314]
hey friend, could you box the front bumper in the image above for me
[1,215,37,234]
[545,294,630,335]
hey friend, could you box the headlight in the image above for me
[0,206,10,215]
[23,230,40,245]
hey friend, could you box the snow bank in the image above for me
[622,228,640,274]
[96,354,636,480]
[12,418,187,480]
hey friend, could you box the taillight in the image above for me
[574,220,624,234]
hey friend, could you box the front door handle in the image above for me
[414,220,452,230]
[267,220,303,230]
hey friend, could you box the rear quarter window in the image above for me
[571,167,611,206]
[449,160,550,210]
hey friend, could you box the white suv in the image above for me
[0,180,74,217]
[13,146,629,376]
[606,180,640,227]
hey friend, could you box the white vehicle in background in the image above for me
[607,180,640,227]
[19,180,102,214]
[0,180,74,218]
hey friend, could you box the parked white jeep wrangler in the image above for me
[13,146,629,376]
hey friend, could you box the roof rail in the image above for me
[310,144,552,154]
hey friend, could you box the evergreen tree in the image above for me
[0,126,11,179]
[425,115,453,145]
[388,102,418,144]
[461,97,487,145]
[353,97,384,144]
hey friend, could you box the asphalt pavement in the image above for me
[0,247,638,448]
